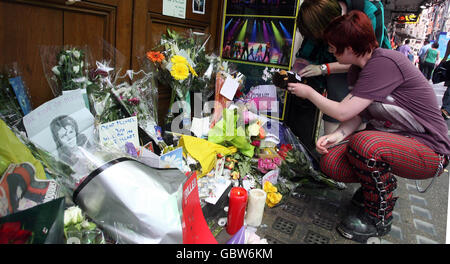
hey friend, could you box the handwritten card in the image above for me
[99,116,139,151]
[163,0,186,19]
[219,76,240,101]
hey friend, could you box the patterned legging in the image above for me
[320,130,444,184]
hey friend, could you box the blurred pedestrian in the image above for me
[422,42,440,81]
[418,39,431,74]
[398,39,414,62]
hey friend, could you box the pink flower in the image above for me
[251,140,260,147]
[128,97,140,105]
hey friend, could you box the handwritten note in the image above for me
[163,0,186,19]
[99,116,139,151]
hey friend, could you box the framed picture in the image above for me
[221,16,296,68]
[193,0,206,15]
[226,0,299,17]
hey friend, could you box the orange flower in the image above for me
[146,51,165,63]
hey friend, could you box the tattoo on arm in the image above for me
[339,129,346,138]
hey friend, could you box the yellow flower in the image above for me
[188,64,198,77]
[171,63,189,80]
[266,192,282,208]
[263,181,277,193]
[171,55,188,65]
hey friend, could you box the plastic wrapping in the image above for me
[112,70,162,147]
[0,64,26,129]
[40,45,91,96]
[144,29,218,126]
[73,158,186,244]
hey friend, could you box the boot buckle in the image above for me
[366,158,377,168]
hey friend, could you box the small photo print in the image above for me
[193,0,206,14]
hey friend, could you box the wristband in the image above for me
[326,63,330,75]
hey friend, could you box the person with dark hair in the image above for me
[287,10,450,243]
[279,38,291,65]
[398,39,414,62]
[418,39,431,74]
[295,0,391,135]
[262,42,272,63]
[240,38,250,60]
[50,115,90,166]
[422,42,440,81]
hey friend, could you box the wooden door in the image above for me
[0,0,132,109]
[131,0,224,125]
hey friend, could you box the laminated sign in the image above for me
[181,171,217,244]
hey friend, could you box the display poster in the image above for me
[220,0,300,69]
[163,0,187,19]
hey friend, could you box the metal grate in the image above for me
[264,235,285,244]
[282,202,305,218]
[272,217,297,235]
[312,216,334,230]
[291,192,311,202]
[304,230,330,244]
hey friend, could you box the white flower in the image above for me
[59,55,66,65]
[52,66,60,76]
[64,206,84,226]
[73,65,80,73]
[73,50,80,59]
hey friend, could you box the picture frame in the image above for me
[193,0,206,15]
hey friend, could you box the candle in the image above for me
[245,189,267,227]
[226,187,248,235]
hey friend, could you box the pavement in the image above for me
[211,81,450,244]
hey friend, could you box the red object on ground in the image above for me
[226,187,248,235]
[181,171,218,244]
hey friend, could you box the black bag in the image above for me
[432,61,450,84]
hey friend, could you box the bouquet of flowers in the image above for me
[41,46,91,96]
[144,29,220,126]
[112,69,163,147]
[278,143,346,189]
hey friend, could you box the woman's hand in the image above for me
[299,64,322,77]
[287,82,313,99]
[316,134,341,155]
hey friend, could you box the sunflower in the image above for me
[170,63,189,80]
[146,51,165,63]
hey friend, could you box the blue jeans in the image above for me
[442,84,450,112]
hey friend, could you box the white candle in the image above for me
[245,189,267,227]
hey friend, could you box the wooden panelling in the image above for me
[132,0,223,125]
[0,0,132,108]
[1,0,223,123]
[0,1,63,108]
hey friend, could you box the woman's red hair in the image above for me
[323,10,379,57]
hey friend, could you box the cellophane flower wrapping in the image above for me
[111,70,163,148]
[278,127,346,190]
[86,60,129,124]
[144,29,221,126]
[40,46,92,96]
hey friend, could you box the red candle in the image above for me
[226,187,248,235]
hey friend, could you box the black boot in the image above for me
[351,187,364,208]
[337,209,392,243]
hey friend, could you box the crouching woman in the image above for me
[287,10,450,243]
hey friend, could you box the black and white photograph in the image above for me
[193,0,206,14]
